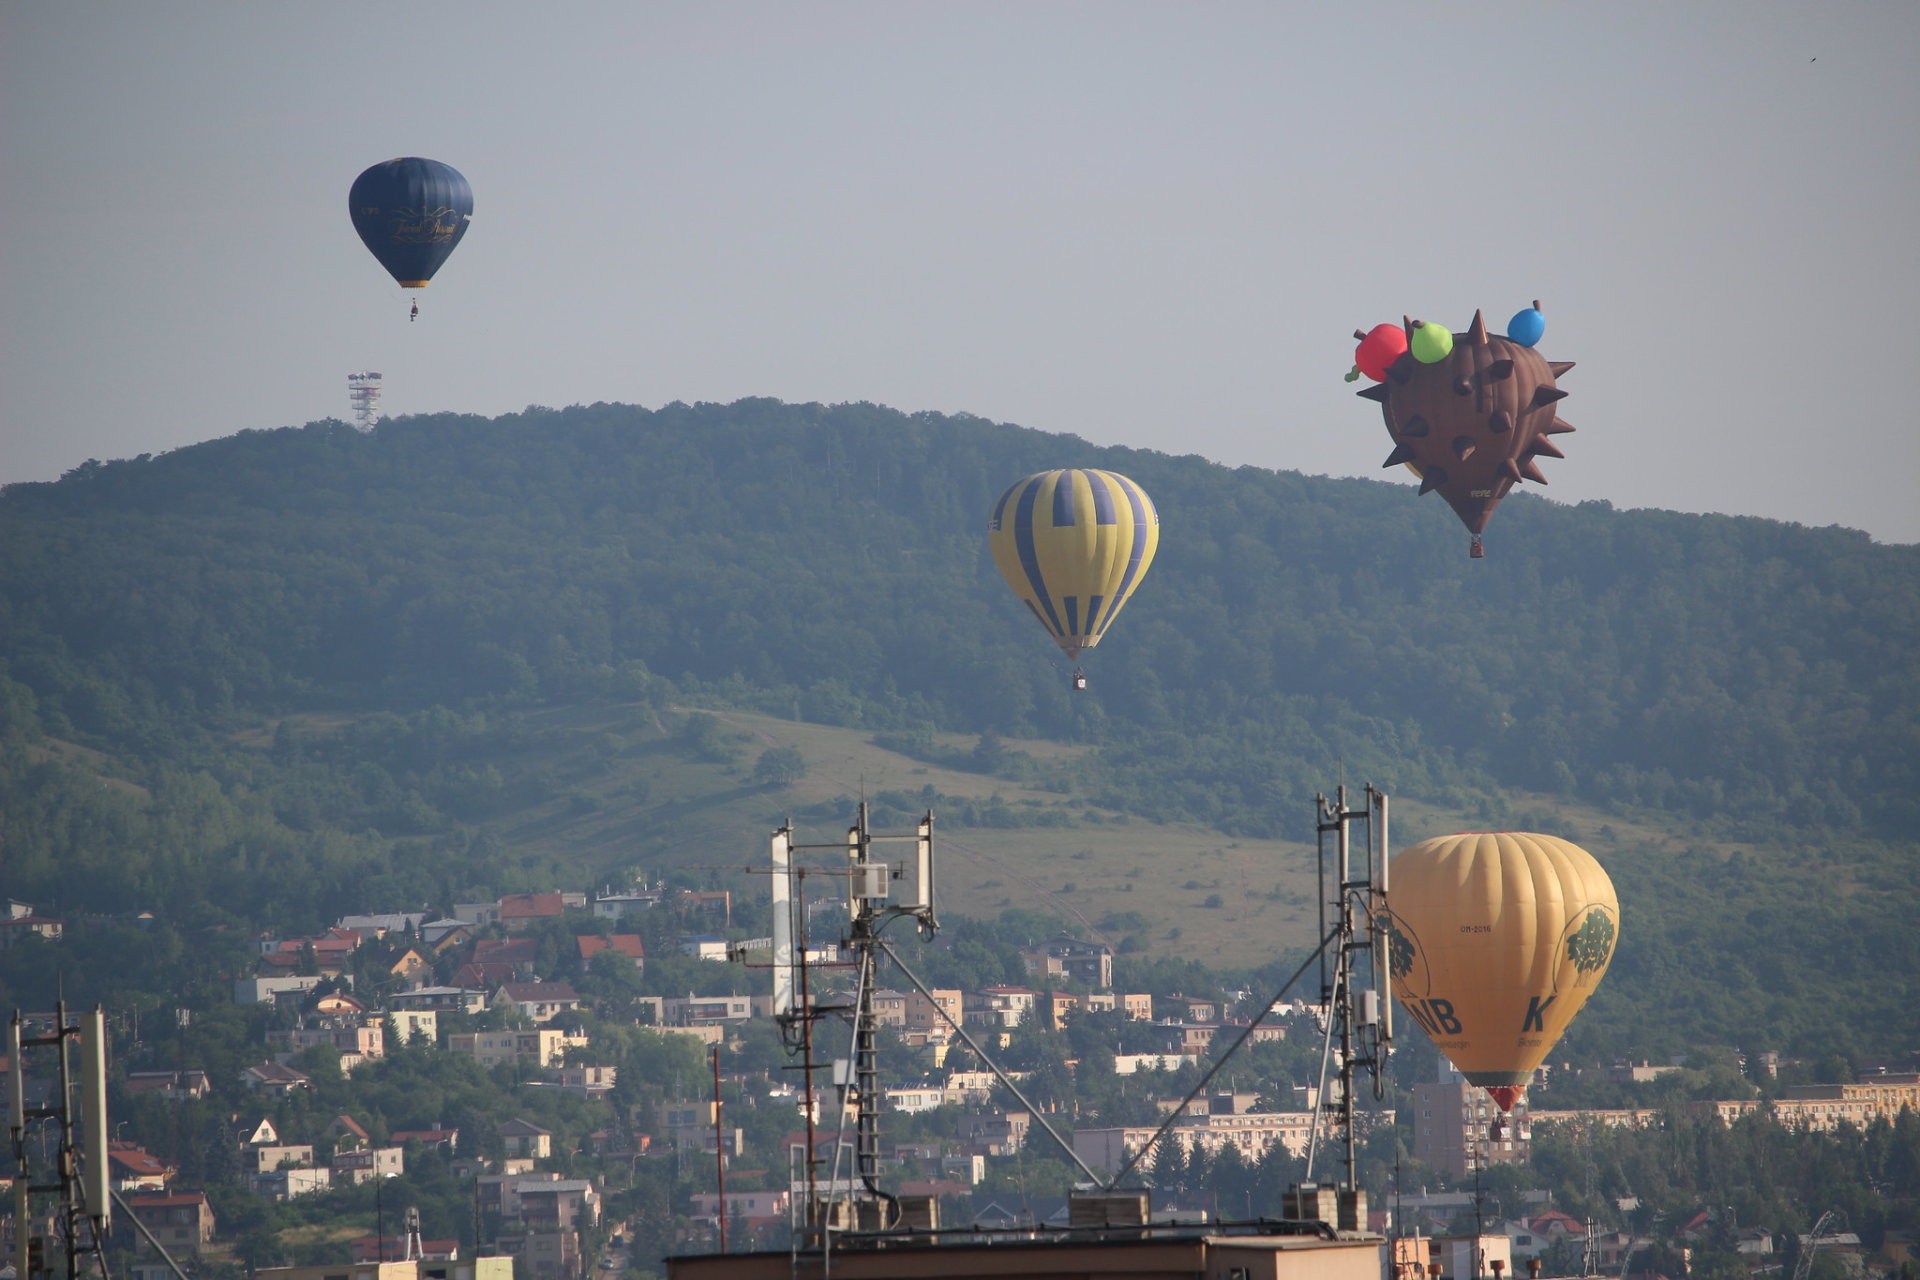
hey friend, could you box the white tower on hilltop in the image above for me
[347,371,383,432]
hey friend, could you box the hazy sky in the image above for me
[6,3,1917,542]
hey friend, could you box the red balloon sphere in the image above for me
[1355,323,1409,382]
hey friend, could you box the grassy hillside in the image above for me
[213,699,1916,1068]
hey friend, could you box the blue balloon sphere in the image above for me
[1507,307,1546,347]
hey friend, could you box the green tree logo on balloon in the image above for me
[1566,909,1616,975]
[1385,916,1417,981]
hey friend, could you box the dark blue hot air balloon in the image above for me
[349,157,473,292]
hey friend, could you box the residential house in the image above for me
[498,1118,554,1160]
[391,1127,461,1152]
[1168,994,1219,1023]
[903,988,963,1042]
[591,890,662,920]
[870,989,908,1028]
[234,975,331,1005]
[237,1117,280,1146]
[447,1029,584,1069]
[689,1189,788,1229]
[495,1230,578,1280]
[662,994,752,1026]
[240,1061,313,1095]
[497,893,567,931]
[332,1147,405,1185]
[123,1193,216,1255]
[1018,935,1114,989]
[1152,1023,1220,1056]
[384,947,432,989]
[575,934,645,970]
[542,1065,617,1095]
[493,981,583,1024]
[1610,1059,1684,1084]
[418,919,473,952]
[312,992,370,1021]
[1112,1053,1198,1076]
[123,1069,211,1100]
[515,1179,600,1232]
[472,937,539,969]
[336,913,430,940]
[675,889,732,926]
[967,987,1037,1029]
[679,935,731,961]
[1082,991,1154,1020]
[107,1144,174,1192]
[269,1020,386,1061]
[245,1142,318,1175]
[453,901,504,929]
[386,1009,440,1046]
[959,1111,1030,1157]
[0,907,65,949]
[655,1102,743,1155]
[330,1113,373,1150]
[253,1167,333,1200]
[391,986,490,1015]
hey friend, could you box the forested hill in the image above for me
[3,397,1916,850]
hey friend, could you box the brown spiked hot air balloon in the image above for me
[1354,302,1574,556]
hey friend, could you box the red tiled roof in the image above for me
[498,893,565,920]
[474,938,538,963]
[577,935,645,962]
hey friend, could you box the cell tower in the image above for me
[347,371,383,432]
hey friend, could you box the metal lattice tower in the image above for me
[347,371,383,432]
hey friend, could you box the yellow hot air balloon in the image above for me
[987,469,1159,680]
[1385,832,1619,1112]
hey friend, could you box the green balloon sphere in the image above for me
[1411,322,1454,364]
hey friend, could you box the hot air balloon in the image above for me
[1354,305,1575,557]
[988,469,1159,689]
[1384,831,1619,1112]
[349,158,473,317]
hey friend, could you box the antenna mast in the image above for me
[760,805,935,1242]
[1290,784,1392,1233]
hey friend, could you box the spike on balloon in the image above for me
[1351,301,1575,553]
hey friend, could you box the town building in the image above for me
[1411,1078,1529,1179]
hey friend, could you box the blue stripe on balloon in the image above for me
[1064,596,1081,636]
[989,480,1018,531]
[1086,471,1118,525]
[1085,594,1104,632]
[1051,471,1078,528]
[1013,477,1065,637]
[1095,478,1151,633]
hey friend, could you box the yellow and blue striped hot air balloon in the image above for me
[987,469,1159,672]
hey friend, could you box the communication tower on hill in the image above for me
[347,371,383,432]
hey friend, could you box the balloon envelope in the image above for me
[1359,309,1575,542]
[349,157,473,287]
[1385,832,1619,1111]
[988,469,1159,660]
